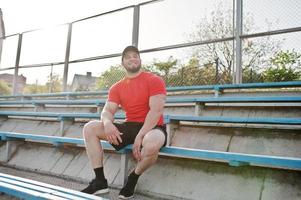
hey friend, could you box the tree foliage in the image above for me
[96,65,126,90]
[189,2,281,83]
[153,56,177,86]
[24,83,47,94]
[46,73,62,93]
[0,80,11,95]
[263,50,301,82]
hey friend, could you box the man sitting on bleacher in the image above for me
[81,46,167,199]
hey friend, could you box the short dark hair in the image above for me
[122,46,140,60]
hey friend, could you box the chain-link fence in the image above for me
[0,0,301,94]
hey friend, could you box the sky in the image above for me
[0,0,300,85]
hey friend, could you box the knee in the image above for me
[142,142,161,156]
[83,121,103,140]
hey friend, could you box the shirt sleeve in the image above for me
[149,75,166,96]
[108,83,121,105]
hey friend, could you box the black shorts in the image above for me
[111,122,167,151]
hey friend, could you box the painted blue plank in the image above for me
[0,181,58,200]
[166,96,301,103]
[217,81,301,90]
[0,131,115,150]
[0,99,106,106]
[33,99,106,105]
[1,131,301,170]
[0,91,107,99]
[0,110,299,125]
[4,134,83,145]
[1,96,300,106]
[167,85,215,92]
[0,100,33,105]
[0,111,60,117]
[1,81,301,99]
[0,177,85,200]
[166,115,301,125]
[160,146,301,170]
[0,111,126,120]
[23,91,107,98]
[0,173,106,200]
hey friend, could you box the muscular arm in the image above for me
[138,94,166,137]
[101,101,122,145]
[101,101,119,125]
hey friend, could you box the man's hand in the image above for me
[133,134,143,161]
[104,122,123,145]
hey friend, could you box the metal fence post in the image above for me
[63,23,73,92]
[12,33,23,95]
[234,0,243,84]
[132,5,140,47]
[0,8,5,65]
[215,58,219,84]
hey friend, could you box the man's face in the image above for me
[122,51,141,73]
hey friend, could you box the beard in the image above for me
[124,64,141,73]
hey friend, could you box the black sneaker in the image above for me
[81,178,109,195]
[118,177,138,199]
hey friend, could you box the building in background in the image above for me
[70,72,96,91]
[0,73,26,93]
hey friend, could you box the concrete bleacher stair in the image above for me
[0,81,300,200]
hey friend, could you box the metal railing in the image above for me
[0,0,300,94]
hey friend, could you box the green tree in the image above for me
[46,73,62,93]
[142,64,159,74]
[24,83,47,94]
[263,50,301,82]
[96,63,163,89]
[96,65,126,89]
[200,62,218,85]
[153,56,177,86]
[189,2,281,83]
[176,57,202,86]
[24,79,45,94]
[242,66,263,83]
[0,80,11,95]
[168,57,217,86]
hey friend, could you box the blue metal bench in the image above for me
[166,96,301,103]
[0,96,300,116]
[0,111,300,140]
[0,96,300,105]
[163,114,301,145]
[167,81,301,96]
[0,99,106,106]
[165,115,301,125]
[0,111,125,136]
[1,81,300,100]
[0,132,300,177]
[166,96,301,115]
[0,110,299,124]
[0,91,108,100]
[0,172,106,200]
[0,131,130,186]
[0,111,299,125]
[0,99,106,113]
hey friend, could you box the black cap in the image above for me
[122,46,140,60]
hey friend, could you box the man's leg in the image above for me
[119,129,165,199]
[81,120,109,194]
[136,129,165,174]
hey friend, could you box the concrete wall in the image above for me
[0,142,300,200]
